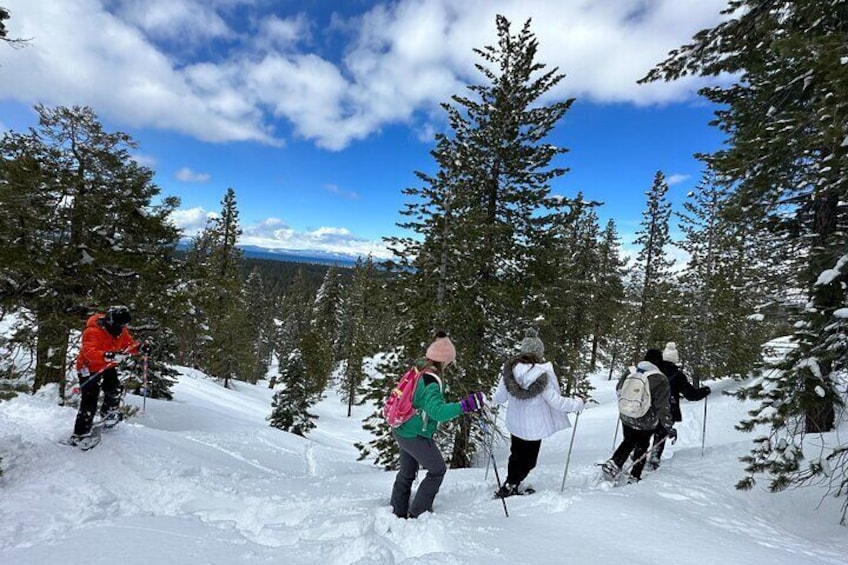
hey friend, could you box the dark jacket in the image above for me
[617,361,673,431]
[659,360,709,422]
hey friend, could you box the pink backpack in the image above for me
[383,366,423,427]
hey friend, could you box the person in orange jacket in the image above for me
[69,306,149,449]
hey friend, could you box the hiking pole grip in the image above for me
[560,411,580,492]
[479,416,509,518]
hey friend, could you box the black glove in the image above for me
[703,386,711,395]
[667,428,678,444]
[139,341,151,354]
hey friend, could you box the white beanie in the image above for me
[663,342,680,364]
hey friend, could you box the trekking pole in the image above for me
[479,415,509,518]
[700,396,708,457]
[611,418,620,451]
[623,436,669,478]
[560,411,580,492]
[142,352,149,413]
[483,409,497,481]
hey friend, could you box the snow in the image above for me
[1,368,847,565]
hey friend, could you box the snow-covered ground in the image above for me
[1,366,846,564]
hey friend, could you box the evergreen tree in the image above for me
[590,220,627,372]
[358,15,574,468]
[538,195,601,396]
[630,171,676,354]
[312,267,345,361]
[268,349,317,436]
[178,188,253,388]
[677,168,772,386]
[643,0,848,520]
[0,105,180,394]
[339,257,374,417]
[243,269,275,383]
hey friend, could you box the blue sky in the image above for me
[0,0,729,259]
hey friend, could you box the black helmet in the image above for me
[104,305,131,328]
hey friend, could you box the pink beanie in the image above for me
[426,332,456,364]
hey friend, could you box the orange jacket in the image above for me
[75,313,139,373]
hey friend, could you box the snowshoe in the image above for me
[61,432,101,451]
[493,483,535,499]
[101,411,124,430]
[646,454,661,471]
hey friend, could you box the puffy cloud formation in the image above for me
[0,0,727,150]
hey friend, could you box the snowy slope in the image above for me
[1,367,846,565]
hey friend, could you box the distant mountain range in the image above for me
[239,245,360,267]
[176,242,371,267]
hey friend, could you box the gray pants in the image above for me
[391,433,447,518]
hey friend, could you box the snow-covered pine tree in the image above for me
[0,104,181,394]
[642,0,848,521]
[630,171,677,355]
[590,220,627,373]
[537,194,602,397]
[676,168,774,386]
[338,256,375,417]
[269,349,317,437]
[358,15,575,469]
[312,267,345,362]
[244,269,275,384]
[182,188,254,388]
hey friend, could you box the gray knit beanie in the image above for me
[519,328,544,358]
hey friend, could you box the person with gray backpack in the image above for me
[601,349,673,484]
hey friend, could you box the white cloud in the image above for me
[0,0,729,150]
[175,167,211,183]
[0,0,274,144]
[241,217,391,259]
[666,174,691,185]
[323,184,360,200]
[169,206,216,236]
[131,152,158,168]
[112,0,233,45]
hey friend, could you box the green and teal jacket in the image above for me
[394,367,462,439]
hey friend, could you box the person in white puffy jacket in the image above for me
[492,328,584,497]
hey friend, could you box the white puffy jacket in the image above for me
[493,361,584,441]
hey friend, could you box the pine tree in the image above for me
[630,171,676,354]
[643,0,848,520]
[0,105,180,394]
[269,349,317,436]
[539,195,601,396]
[359,15,575,468]
[312,267,345,362]
[677,168,772,386]
[339,257,374,417]
[179,188,253,388]
[590,220,627,372]
[243,269,275,384]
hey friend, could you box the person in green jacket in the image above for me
[390,331,484,519]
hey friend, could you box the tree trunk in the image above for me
[590,329,600,371]
[805,397,835,434]
[449,418,471,468]
[33,311,70,395]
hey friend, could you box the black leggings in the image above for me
[611,424,653,479]
[506,435,542,486]
[73,367,122,435]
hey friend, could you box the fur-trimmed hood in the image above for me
[502,358,552,400]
